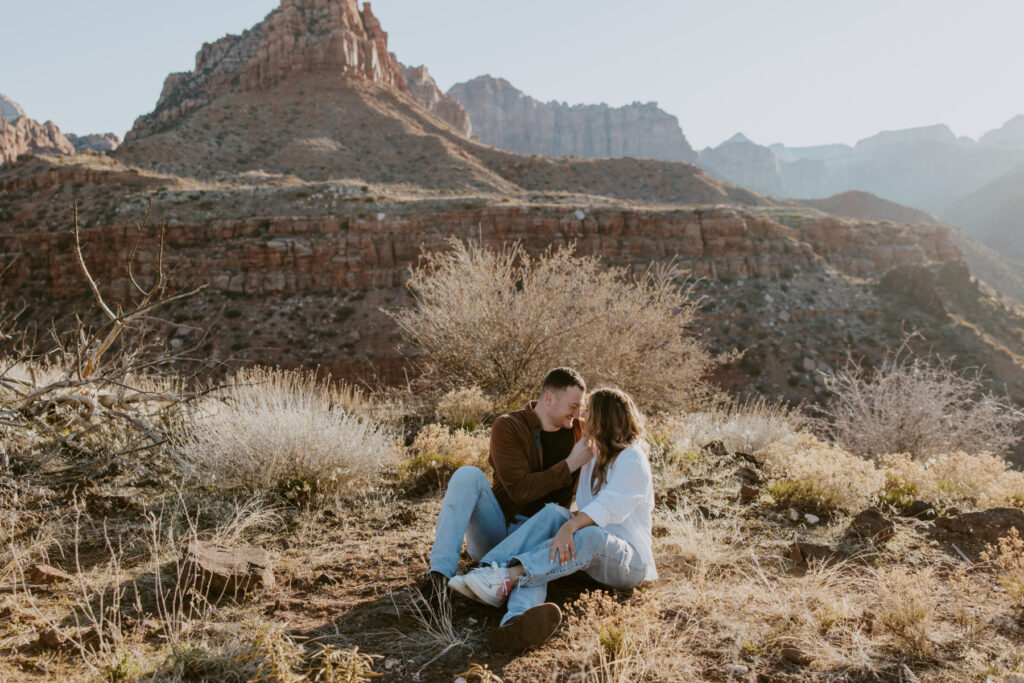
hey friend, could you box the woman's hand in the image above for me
[549,520,577,564]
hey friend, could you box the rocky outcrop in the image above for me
[0,94,26,123]
[67,133,121,153]
[396,60,472,137]
[0,115,74,164]
[126,0,405,140]
[447,76,697,163]
[854,124,960,154]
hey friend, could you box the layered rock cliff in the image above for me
[396,60,472,137]
[447,76,697,163]
[125,0,405,141]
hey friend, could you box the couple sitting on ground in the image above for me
[426,367,657,652]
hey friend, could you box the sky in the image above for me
[2,0,1023,149]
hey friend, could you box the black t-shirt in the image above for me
[519,427,577,518]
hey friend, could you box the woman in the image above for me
[449,387,658,652]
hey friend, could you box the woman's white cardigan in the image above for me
[576,442,658,581]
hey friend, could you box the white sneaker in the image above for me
[447,573,478,602]
[461,562,513,607]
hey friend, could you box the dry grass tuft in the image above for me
[182,367,399,505]
[436,386,493,430]
[664,396,806,455]
[982,528,1024,606]
[398,423,489,494]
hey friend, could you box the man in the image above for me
[426,368,593,589]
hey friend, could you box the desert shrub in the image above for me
[755,433,884,515]
[877,451,1024,509]
[389,239,716,412]
[664,397,806,455]
[398,423,490,495]
[182,367,398,505]
[436,385,492,429]
[821,343,1024,460]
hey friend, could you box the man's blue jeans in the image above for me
[478,503,648,625]
[429,466,525,578]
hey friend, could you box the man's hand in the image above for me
[565,437,597,473]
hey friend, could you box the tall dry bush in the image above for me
[389,239,716,412]
[663,397,805,455]
[181,367,398,505]
[821,343,1024,460]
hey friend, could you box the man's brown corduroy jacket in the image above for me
[489,402,583,521]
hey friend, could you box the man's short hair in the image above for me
[540,367,586,395]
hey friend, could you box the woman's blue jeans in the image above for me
[429,466,525,578]
[479,503,648,625]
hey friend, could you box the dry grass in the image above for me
[435,386,493,430]
[389,239,717,412]
[181,367,400,506]
[397,423,490,494]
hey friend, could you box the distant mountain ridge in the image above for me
[447,75,698,163]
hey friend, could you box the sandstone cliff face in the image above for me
[0,116,74,165]
[126,0,405,140]
[67,133,121,153]
[447,76,697,163]
[396,60,472,137]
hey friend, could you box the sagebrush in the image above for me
[389,239,717,412]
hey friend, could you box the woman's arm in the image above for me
[578,449,649,528]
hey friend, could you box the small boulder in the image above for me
[930,507,1024,557]
[736,465,763,486]
[781,644,812,665]
[851,508,895,542]
[30,564,74,585]
[37,628,68,651]
[180,542,274,598]
[739,485,760,503]
[703,440,728,457]
[903,500,937,520]
[788,541,845,569]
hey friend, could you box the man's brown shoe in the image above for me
[486,603,562,652]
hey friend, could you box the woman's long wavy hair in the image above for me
[586,388,645,495]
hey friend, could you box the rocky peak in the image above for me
[396,60,473,137]
[978,114,1024,150]
[0,94,26,123]
[127,0,405,140]
[854,124,957,154]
